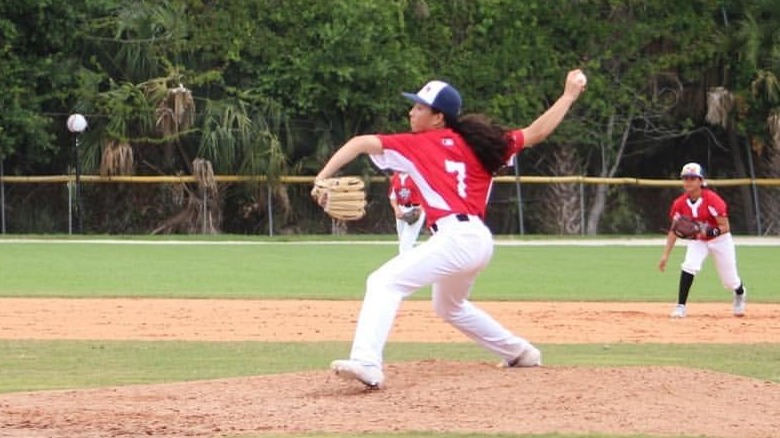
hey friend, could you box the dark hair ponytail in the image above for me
[449,113,510,174]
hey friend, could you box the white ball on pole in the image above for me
[67,114,88,133]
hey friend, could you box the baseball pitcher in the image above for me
[312,70,586,389]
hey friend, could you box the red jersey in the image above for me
[373,128,525,226]
[669,188,728,241]
[389,173,423,206]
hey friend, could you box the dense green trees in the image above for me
[0,2,90,173]
[0,0,777,234]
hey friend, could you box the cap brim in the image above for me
[402,92,430,107]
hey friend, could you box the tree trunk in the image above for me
[586,114,632,235]
[586,185,608,235]
[538,145,582,234]
[758,147,779,235]
[726,121,758,234]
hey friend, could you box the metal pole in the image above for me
[580,179,586,235]
[267,183,274,237]
[744,140,762,235]
[512,154,524,235]
[202,189,208,234]
[75,135,83,233]
[1,148,5,234]
[67,182,73,235]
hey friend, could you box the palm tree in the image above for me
[195,97,292,234]
[153,80,196,171]
[712,0,780,234]
[75,1,296,234]
[100,140,134,177]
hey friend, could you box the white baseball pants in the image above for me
[395,206,426,253]
[681,232,742,290]
[349,215,533,367]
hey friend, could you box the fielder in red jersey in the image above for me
[669,187,727,241]
[314,70,585,389]
[389,171,424,208]
[659,162,746,318]
[388,172,426,253]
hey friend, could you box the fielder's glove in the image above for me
[671,216,701,239]
[311,176,367,221]
[400,207,422,225]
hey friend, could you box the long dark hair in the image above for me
[448,113,510,174]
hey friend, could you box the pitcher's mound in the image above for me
[1,360,777,438]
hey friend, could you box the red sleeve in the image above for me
[388,173,397,198]
[387,173,397,197]
[706,190,728,217]
[669,196,684,219]
[378,133,415,151]
[507,129,526,156]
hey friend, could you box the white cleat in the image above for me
[670,304,687,318]
[733,290,747,317]
[500,345,542,368]
[330,359,384,389]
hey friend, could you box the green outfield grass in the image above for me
[0,341,777,394]
[0,236,777,438]
[0,238,776,302]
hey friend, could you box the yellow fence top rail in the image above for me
[2,175,780,187]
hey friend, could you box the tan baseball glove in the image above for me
[311,176,367,221]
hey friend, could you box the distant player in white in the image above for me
[388,171,426,253]
[314,70,586,388]
[658,162,747,318]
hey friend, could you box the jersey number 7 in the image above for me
[445,160,467,198]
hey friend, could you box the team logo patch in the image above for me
[441,138,454,147]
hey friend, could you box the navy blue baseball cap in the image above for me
[402,80,462,120]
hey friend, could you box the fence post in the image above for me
[202,189,208,235]
[579,177,585,235]
[267,183,274,237]
[67,181,73,235]
[0,148,5,234]
[513,154,524,235]
[744,140,762,235]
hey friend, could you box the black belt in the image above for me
[430,214,470,234]
[401,203,420,208]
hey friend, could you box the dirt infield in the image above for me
[1,298,779,438]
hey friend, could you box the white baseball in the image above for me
[574,72,587,87]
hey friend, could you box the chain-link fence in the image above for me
[1,175,778,236]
